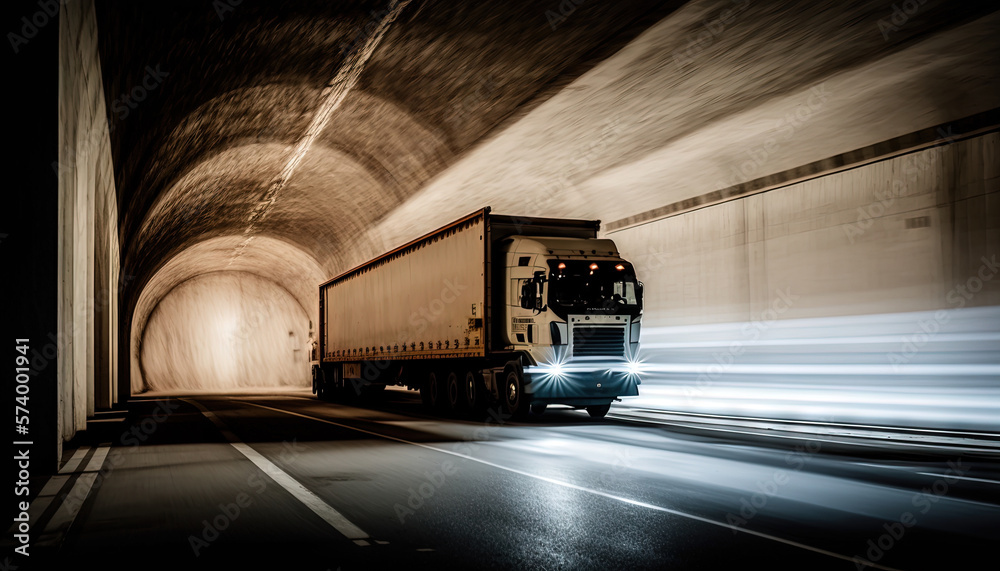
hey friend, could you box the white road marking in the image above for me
[37,445,111,548]
[241,400,905,571]
[58,445,90,474]
[182,398,371,544]
[917,472,1000,485]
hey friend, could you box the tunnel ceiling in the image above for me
[94,0,685,304]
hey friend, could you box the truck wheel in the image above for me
[316,368,331,401]
[502,367,527,420]
[426,370,444,410]
[464,370,485,413]
[445,370,462,414]
[530,403,547,416]
[586,404,611,418]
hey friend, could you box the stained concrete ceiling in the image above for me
[95,0,682,295]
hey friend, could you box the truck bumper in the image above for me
[523,368,639,404]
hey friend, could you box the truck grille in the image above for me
[572,326,625,358]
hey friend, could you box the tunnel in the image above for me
[5,0,999,569]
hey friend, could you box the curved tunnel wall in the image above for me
[141,272,311,392]
[129,235,325,393]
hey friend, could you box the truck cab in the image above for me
[503,236,643,414]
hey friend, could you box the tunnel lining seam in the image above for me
[607,108,1000,233]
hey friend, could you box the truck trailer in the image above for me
[312,207,643,418]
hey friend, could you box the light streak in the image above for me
[229,0,413,266]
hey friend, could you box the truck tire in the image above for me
[463,369,485,413]
[426,370,444,410]
[445,369,462,414]
[502,367,528,420]
[316,368,331,401]
[586,404,611,418]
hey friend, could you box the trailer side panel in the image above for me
[322,214,486,362]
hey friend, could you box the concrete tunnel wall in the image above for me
[610,131,1000,327]
[57,0,120,448]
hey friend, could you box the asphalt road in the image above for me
[20,389,1000,570]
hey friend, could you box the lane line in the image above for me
[58,446,90,474]
[607,413,1000,453]
[181,398,371,544]
[239,399,904,571]
[36,445,111,548]
[917,472,1000,485]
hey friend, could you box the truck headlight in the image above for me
[625,359,643,376]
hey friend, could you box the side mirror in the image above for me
[520,280,535,310]
[533,271,547,313]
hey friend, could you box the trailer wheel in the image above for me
[426,370,444,410]
[586,404,611,418]
[463,370,485,413]
[445,370,462,413]
[502,367,527,420]
[315,368,330,401]
[530,403,547,416]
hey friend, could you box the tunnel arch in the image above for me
[129,235,325,392]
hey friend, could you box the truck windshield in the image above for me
[547,260,642,319]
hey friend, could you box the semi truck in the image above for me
[311,207,643,418]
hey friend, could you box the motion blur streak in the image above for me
[229,0,413,265]
[618,306,1000,432]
